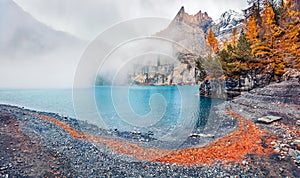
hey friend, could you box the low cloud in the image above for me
[13,0,248,40]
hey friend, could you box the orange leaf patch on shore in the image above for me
[32,109,274,165]
[33,113,169,160]
[156,110,275,165]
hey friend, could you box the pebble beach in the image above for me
[0,80,299,177]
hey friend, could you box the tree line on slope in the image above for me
[202,0,299,82]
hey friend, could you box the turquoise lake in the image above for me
[0,86,221,135]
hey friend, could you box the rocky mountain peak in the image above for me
[156,7,245,56]
[194,10,203,18]
[214,9,244,36]
[217,9,244,25]
[173,6,213,33]
[178,6,185,15]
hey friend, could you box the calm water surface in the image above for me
[0,86,220,134]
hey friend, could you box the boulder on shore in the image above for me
[257,116,282,124]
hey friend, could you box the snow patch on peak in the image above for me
[216,9,244,25]
[214,9,244,35]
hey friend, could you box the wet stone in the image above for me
[257,116,282,124]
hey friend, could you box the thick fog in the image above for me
[0,0,86,88]
[0,48,84,88]
[0,0,248,88]
[12,0,248,40]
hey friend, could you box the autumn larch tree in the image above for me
[245,15,260,45]
[231,28,239,47]
[278,0,300,70]
[207,28,219,54]
[244,0,264,26]
[261,1,276,47]
[248,1,286,78]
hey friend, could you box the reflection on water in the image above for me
[196,96,212,131]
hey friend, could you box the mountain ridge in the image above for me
[173,6,213,33]
[155,7,245,56]
[0,0,85,58]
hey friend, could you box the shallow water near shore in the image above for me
[0,86,222,136]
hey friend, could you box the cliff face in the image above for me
[159,7,244,45]
[155,6,210,56]
[155,7,244,56]
[128,53,199,86]
[173,6,213,33]
[128,7,245,86]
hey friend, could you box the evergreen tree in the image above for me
[236,30,253,70]
[218,48,241,78]
[218,31,253,78]
[195,56,207,82]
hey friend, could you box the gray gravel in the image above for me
[0,104,261,177]
[0,80,299,177]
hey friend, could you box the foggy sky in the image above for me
[13,0,248,40]
[0,0,249,88]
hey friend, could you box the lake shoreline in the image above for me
[0,80,299,177]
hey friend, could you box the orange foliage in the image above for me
[156,110,274,165]
[36,114,85,139]
[278,0,300,69]
[245,15,260,44]
[33,113,169,161]
[260,1,276,46]
[207,27,219,54]
[33,111,274,166]
[230,28,239,47]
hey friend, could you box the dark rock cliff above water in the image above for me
[199,69,300,100]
